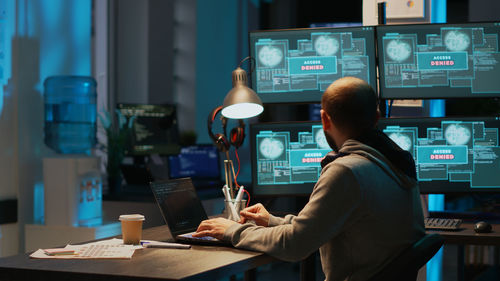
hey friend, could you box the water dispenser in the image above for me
[43,75,102,227]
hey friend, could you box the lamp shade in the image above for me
[221,67,263,119]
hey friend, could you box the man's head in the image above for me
[321,77,379,151]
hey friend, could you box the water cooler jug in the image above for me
[43,75,102,226]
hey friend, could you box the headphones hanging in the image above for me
[229,119,245,149]
[207,106,246,152]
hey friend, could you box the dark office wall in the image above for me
[259,0,362,30]
[115,0,175,105]
[469,0,500,22]
[115,0,149,104]
[447,0,468,23]
[447,0,500,23]
[296,0,362,27]
[148,0,175,105]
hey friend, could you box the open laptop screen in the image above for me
[150,178,208,236]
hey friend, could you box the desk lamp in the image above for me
[209,57,263,200]
[221,57,263,119]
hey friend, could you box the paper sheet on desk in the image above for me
[30,238,143,259]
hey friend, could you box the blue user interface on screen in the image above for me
[168,145,220,179]
[377,22,500,99]
[251,121,331,195]
[378,117,500,193]
[249,26,377,103]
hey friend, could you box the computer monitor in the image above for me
[249,26,377,103]
[168,145,221,180]
[377,22,500,99]
[377,117,500,193]
[117,104,180,156]
[250,121,331,196]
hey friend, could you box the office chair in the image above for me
[370,234,444,281]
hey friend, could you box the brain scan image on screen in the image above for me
[314,36,340,56]
[444,124,471,145]
[259,137,285,160]
[314,130,330,149]
[258,45,284,68]
[444,30,471,52]
[386,39,412,63]
[388,133,413,151]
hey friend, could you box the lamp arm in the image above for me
[221,115,228,138]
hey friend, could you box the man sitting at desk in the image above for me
[194,77,425,281]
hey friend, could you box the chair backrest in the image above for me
[370,234,444,281]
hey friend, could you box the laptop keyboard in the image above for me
[179,233,218,241]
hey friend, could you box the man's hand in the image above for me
[238,203,270,227]
[193,218,237,240]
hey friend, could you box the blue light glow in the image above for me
[21,0,93,225]
[37,0,91,92]
[0,0,15,117]
[431,0,447,24]
[429,99,445,118]
[428,1,446,280]
[33,182,44,224]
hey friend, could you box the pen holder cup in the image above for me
[223,199,247,221]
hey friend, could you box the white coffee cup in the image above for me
[119,214,145,245]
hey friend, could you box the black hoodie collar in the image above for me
[354,129,417,180]
[320,129,417,181]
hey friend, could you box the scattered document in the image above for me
[30,238,190,260]
[30,238,141,259]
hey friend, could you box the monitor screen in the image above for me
[150,178,208,236]
[377,22,500,99]
[377,117,500,193]
[250,121,331,196]
[117,104,180,155]
[249,26,377,103]
[168,145,221,180]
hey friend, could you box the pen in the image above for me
[141,242,191,249]
[234,186,245,212]
[225,186,240,220]
[43,249,76,256]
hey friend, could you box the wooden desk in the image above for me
[427,222,500,281]
[0,225,276,281]
[427,222,500,246]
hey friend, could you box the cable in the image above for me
[232,149,248,206]
[230,150,240,188]
[243,189,251,208]
[235,149,241,182]
[387,99,394,118]
[238,56,256,74]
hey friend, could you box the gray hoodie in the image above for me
[223,139,425,281]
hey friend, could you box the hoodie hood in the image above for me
[321,132,417,190]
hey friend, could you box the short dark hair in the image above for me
[321,77,379,137]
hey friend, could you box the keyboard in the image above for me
[425,218,463,230]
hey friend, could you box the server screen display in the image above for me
[249,26,377,103]
[377,22,500,99]
[251,121,331,195]
[378,117,500,193]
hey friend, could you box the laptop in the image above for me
[149,177,228,245]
